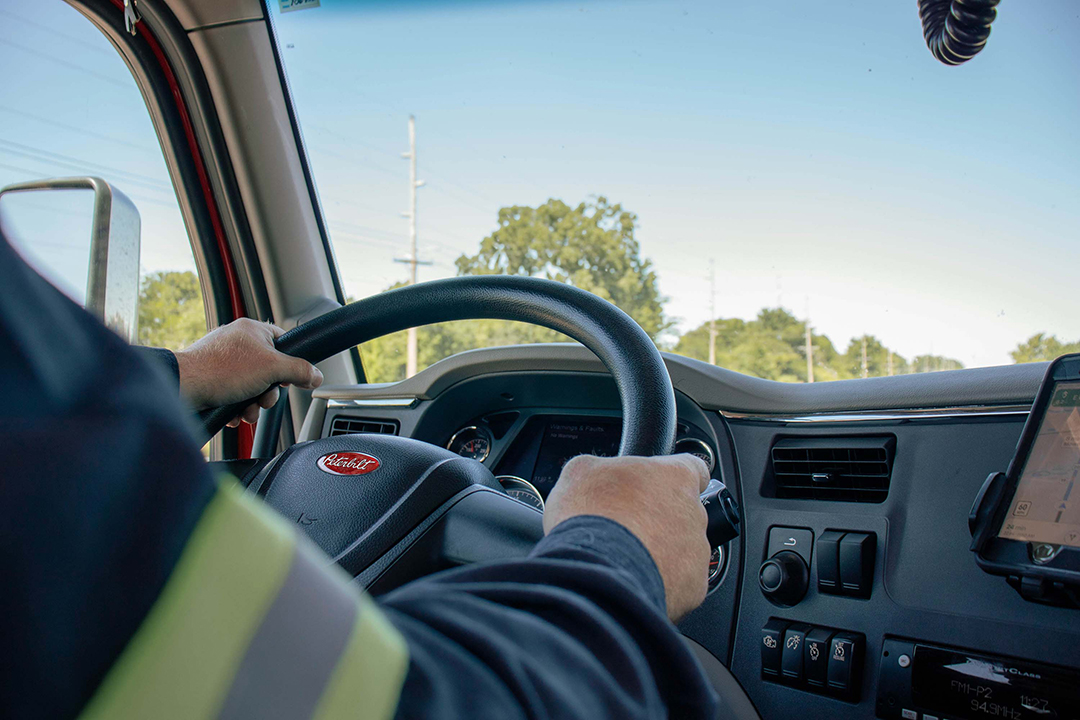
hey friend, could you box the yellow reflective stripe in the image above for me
[78,481,296,720]
[311,592,409,720]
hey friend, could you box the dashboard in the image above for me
[299,343,1080,719]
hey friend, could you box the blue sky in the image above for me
[1,0,1078,369]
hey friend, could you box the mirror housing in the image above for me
[0,177,141,342]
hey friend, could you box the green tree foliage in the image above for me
[840,335,907,378]
[909,354,965,373]
[672,308,846,382]
[361,320,569,383]
[455,197,668,338]
[671,312,965,382]
[361,197,664,382]
[137,270,205,350]
[1010,333,1080,364]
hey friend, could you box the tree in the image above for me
[137,270,205,350]
[455,197,668,339]
[361,196,665,383]
[671,308,846,382]
[841,335,906,378]
[909,354,965,373]
[1011,333,1080,364]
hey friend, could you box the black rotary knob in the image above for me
[759,550,809,606]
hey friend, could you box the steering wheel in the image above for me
[202,276,678,586]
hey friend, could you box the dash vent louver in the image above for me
[329,416,399,437]
[769,436,895,503]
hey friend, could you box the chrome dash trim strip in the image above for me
[326,398,418,409]
[719,404,1031,423]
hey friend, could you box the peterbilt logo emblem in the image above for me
[317,452,380,476]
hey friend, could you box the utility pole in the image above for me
[708,259,717,365]
[861,336,869,379]
[804,298,814,383]
[396,115,429,378]
[887,349,894,376]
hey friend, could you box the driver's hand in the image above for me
[544,454,711,622]
[175,318,324,426]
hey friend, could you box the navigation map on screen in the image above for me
[999,380,1080,548]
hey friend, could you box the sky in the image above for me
[1,0,1078,369]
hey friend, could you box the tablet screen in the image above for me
[998,381,1080,548]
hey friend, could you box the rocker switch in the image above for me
[838,532,876,598]
[817,530,845,593]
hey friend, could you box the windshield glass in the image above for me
[271,1,1078,384]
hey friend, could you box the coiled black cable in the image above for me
[918,0,1001,65]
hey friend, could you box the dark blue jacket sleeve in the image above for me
[132,346,180,390]
[0,233,217,720]
[381,515,719,719]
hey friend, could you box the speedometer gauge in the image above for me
[447,426,492,462]
[497,475,545,511]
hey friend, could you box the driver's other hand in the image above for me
[544,454,711,622]
[174,318,324,424]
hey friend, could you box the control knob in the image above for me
[759,550,809,606]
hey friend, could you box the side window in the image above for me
[0,1,206,350]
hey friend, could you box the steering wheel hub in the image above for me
[248,434,502,575]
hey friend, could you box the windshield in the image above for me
[271,1,1079,384]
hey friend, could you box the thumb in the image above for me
[269,354,324,390]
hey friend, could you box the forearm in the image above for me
[379,516,718,719]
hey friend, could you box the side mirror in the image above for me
[0,177,141,342]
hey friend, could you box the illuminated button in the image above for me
[901,710,917,720]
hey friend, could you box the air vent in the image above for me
[329,416,399,437]
[769,437,895,503]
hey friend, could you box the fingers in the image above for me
[668,453,711,494]
[227,399,268,427]
[270,354,324,391]
[257,386,281,409]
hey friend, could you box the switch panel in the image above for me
[761,617,865,702]
[818,528,876,598]
[838,532,876,598]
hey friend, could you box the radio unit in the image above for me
[876,638,1079,720]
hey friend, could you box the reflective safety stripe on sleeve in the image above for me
[78,480,409,720]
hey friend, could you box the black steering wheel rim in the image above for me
[201,275,676,456]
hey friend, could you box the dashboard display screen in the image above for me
[531,419,622,495]
[998,380,1080,548]
[911,644,1079,720]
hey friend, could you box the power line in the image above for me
[0,148,174,197]
[0,139,173,192]
[0,9,117,57]
[0,105,155,152]
[0,37,133,90]
[0,160,180,212]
